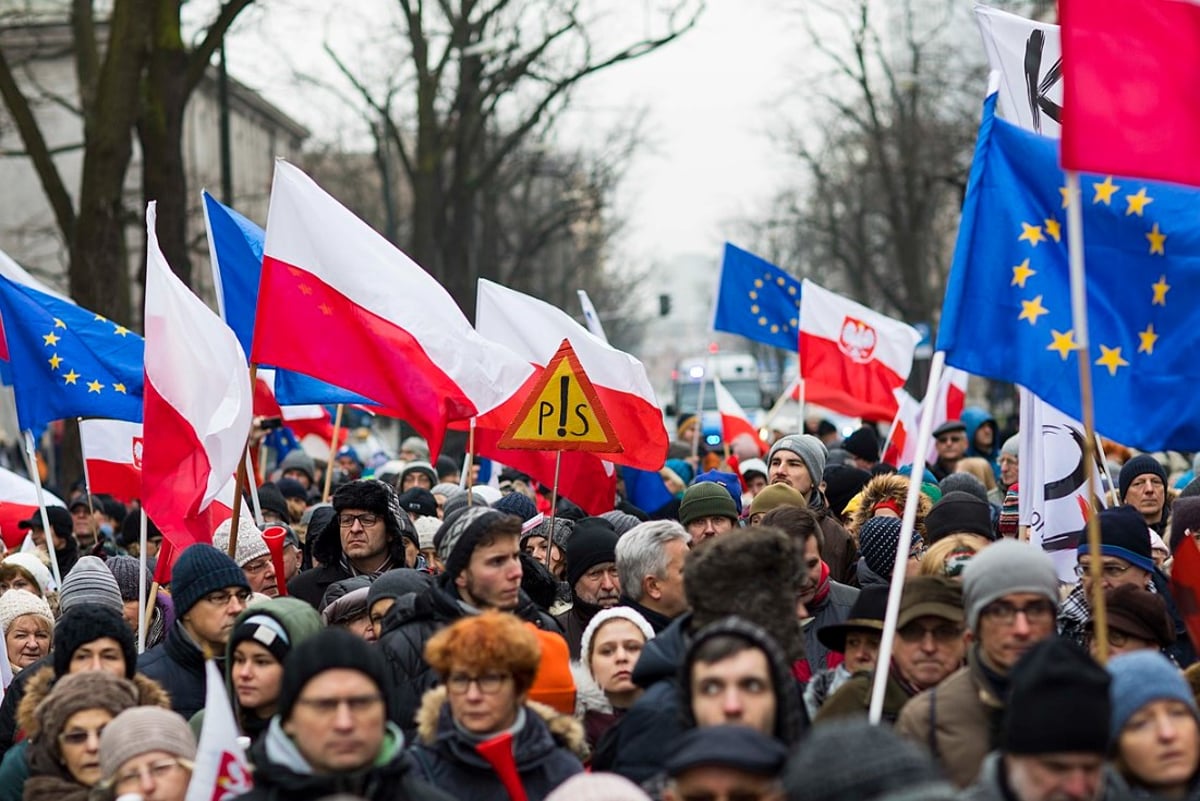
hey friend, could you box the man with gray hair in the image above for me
[616,520,691,634]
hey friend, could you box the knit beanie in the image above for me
[53,605,136,679]
[1004,638,1110,755]
[397,487,438,519]
[399,461,438,488]
[1102,584,1175,647]
[1119,454,1167,501]
[278,449,316,485]
[823,465,871,517]
[998,485,1020,537]
[437,507,518,581]
[692,471,744,515]
[520,517,574,552]
[1,554,52,595]
[442,490,489,521]
[1001,434,1019,459]
[99,706,196,781]
[579,606,656,673]
[544,773,653,801]
[230,613,292,664]
[31,671,140,762]
[321,584,371,626]
[59,555,124,615]
[277,627,391,721]
[276,477,309,502]
[1107,650,1199,742]
[859,517,904,579]
[768,434,828,489]
[678,482,739,526]
[565,518,620,588]
[493,491,539,522]
[414,516,441,551]
[747,483,807,518]
[600,510,642,536]
[401,436,430,461]
[431,483,464,501]
[962,539,1059,633]
[256,483,290,522]
[170,543,250,617]
[925,491,994,545]
[526,624,576,715]
[842,426,880,462]
[104,555,149,602]
[1077,505,1156,573]
[212,517,271,568]
[937,473,989,505]
[0,589,53,635]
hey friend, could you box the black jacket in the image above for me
[287,562,353,609]
[136,622,209,718]
[0,654,50,760]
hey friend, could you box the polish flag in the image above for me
[881,368,970,468]
[712,375,766,455]
[142,203,253,549]
[251,162,532,459]
[78,419,142,504]
[185,661,253,801]
[799,280,921,421]
[0,467,65,549]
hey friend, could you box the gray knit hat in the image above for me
[768,434,828,489]
[212,517,271,568]
[99,706,196,780]
[436,507,517,580]
[961,539,1059,633]
[59,555,124,615]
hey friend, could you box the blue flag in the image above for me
[0,275,143,431]
[203,191,373,406]
[622,467,675,515]
[712,243,802,351]
[937,94,1200,451]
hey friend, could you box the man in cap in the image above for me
[678,481,739,544]
[18,506,79,577]
[213,517,280,597]
[896,539,1061,787]
[616,520,692,633]
[805,585,887,719]
[233,628,451,801]
[662,725,788,801]
[138,543,251,718]
[68,494,100,549]
[1120,454,1170,537]
[842,426,881,471]
[927,420,968,481]
[398,461,438,492]
[553,517,621,659]
[766,434,857,585]
[961,638,1117,801]
[739,458,769,501]
[819,576,966,724]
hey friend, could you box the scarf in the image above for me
[342,552,394,579]
[811,560,832,606]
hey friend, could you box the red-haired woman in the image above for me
[409,611,585,800]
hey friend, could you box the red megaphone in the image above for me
[474,731,528,801]
[260,525,289,597]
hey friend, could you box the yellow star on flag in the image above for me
[93,314,107,322]
[47,353,62,370]
[299,284,313,296]
[1095,345,1129,376]
[1018,295,1049,325]
[63,369,79,385]
[42,332,60,347]
[1011,259,1036,288]
[1018,223,1045,246]
[319,303,333,316]
[1138,324,1159,355]
[1044,218,1062,242]
[1147,223,1167,255]
[87,379,102,393]
[1047,329,1078,360]
[1093,176,1120,205]
[1059,185,1074,208]
[113,325,130,337]
[53,318,66,329]
[112,383,127,394]
[1152,275,1170,306]
[1125,188,1154,216]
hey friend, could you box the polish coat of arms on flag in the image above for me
[838,317,878,364]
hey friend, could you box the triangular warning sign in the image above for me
[498,339,623,453]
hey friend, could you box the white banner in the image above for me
[975,4,1062,137]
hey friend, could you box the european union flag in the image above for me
[712,243,802,351]
[938,94,1200,451]
[0,275,143,431]
[203,191,373,406]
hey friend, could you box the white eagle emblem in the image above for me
[131,436,144,470]
[837,317,877,364]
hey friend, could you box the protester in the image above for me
[855,516,923,587]
[17,507,78,579]
[614,520,691,634]
[1122,453,1171,537]
[746,483,806,526]
[0,590,52,674]
[805,585,887,719]
[521,517,572,587]
[927,420,968,481]
[663,725,788,801]
[399,461,438,491]
[923,490,994,547]
[552,518,621,659]
[319,575,376,641]
[214,517,280,597]
[998,435,1019,492]
[106,554,174,649]
[0,555,51,599]
[848,473,932,545]
[367,569,433,639]
[278,449,316,490]
[677,482,739,544]
[919,533,990,580]
[1085,584,1177,660]
[573,607,655,753]
[94,707,195,801]
[410,611,584,799]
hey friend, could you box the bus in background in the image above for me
[668,352,767,449]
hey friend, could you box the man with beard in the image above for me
[554,518,622,659]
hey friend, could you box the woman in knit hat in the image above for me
[95,707,195,801]
[1108,650,1200,799]
[572,606,655,754]
[0,555,52,599]
[0,590,52,676]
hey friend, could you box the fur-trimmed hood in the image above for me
[414,685,586,762]
[17,665,170,738]
[848,474,931,541]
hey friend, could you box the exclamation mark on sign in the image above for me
[557,376,569,436]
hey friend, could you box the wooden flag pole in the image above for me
[321,404,345,503]
[463,418,476,502]
[1066,170,1109,664]
[545,451,562,570]
[227,364,259,559]
[21,430,63,588]
[78,418,100,548]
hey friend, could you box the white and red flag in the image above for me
[251,162,531,459]
[185,660,253,801]
[142,202,252,549]
[798,280,921,421]
[0,467,65,550]
[881,367,968,467]
[78,419,143,504]
[712,375,766,455]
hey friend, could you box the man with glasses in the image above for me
[896,540,1061,787]
[235,628,451,801]
[927,420,968,481]
[138,544,251,718]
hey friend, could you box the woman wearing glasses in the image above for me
[95,707,195,801]
[411,611,585,800]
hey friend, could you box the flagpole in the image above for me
[462,418,476,499]
[21,430,62,588]
[137,509,148,653]
[227,364,258,559]
[869,351,945,725]
[545,451,562,570]
[691,355,711,463]
[245,450,264,526]
[1065,170,1109,664]
[878,405,903,464]
[77,418,99,549]
[321,404,344,503]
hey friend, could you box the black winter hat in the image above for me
[493,491,539,522]
[397,487,437,519]
[1119,454,1167,501]
[564,517,619,588]
[859,516,905,579]
[925,491,994,545]
[817,584,889,653]
[823,464,872,516]
[277,627,392,721]
[53,605,137,679]
[321,479,417,560]
[666,724,788,778]
[1077,504,1156,573]
[1003,637,1110,755]
[842,426,880,463]
[256,483,290,521]
[171,544,249,617]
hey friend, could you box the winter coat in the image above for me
[817,504,859,587]
[0,653,51,761]
[233,718,453,801]
[815,669,914,725]
[287,562,354,609]
[377,576,561,737]
[894,647,1003,788]
[137,621,210,718]
[408,686,585,801]
[797,580,860,682]
[962,407,1000,476]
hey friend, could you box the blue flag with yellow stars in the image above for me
[938,93,1200,451]
[0,275,143,431]
[712,243,802,351]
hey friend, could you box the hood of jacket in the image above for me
[223,598,324,720]
[17,665,170,738]
[961,407,999,460]
[631,612,690,689]
[849,473,931,541]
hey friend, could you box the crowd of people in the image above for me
[2,410,1200,801]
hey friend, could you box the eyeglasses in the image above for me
[446,672,510,694]
[294,694,383,716]
[897,622,963,643]
[1073,561,1134,579]
[980,599,1056,625]
[338,513,380,528]
[59,726,105,746]
[113,758,193,791]
[201,589,252,607]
